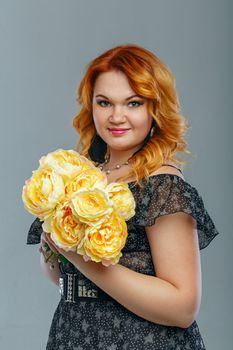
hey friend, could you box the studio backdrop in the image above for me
[0,1,232,349]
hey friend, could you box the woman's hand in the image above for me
[39,231,61,285]
[39,231,60,264]
[41,231,60,254]
[42,232,79,264]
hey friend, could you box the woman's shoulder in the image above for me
[148,162,185,181]
[129,166,220,250]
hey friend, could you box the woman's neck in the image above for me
[106,146,141,168]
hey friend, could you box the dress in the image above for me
[27,173,219,350]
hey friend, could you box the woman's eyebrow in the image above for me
[95,94,141,100]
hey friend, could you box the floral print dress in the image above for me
[27,174,219,350]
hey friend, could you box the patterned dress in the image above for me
[27,174,219,350]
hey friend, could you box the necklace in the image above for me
[97,155,131,174]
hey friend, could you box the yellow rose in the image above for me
[39,149,94,179]
[71,188,113,226]
[106,182,136,221]
[42,202,86,251]
[22,167,65,219]
[65,168,107,197]
[77,211,128,266]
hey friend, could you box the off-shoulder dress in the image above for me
[27,172,219,350]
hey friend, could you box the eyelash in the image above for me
[96,100,144,108]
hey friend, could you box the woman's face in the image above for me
[92,70,153,155]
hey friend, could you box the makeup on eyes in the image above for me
[95,97,144,107]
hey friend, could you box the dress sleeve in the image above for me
[131,174,220,250]
[26,217,43,244]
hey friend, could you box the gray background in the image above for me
[0,0,232,349]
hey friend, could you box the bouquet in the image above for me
[22,149,136,266]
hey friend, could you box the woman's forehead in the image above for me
[93,70,137,100]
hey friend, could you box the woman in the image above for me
[27,44,219,349]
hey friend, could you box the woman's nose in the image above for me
[109,105,126,123]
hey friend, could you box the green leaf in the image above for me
[59,255,69,265]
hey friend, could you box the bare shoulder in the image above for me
[149,162,185,181]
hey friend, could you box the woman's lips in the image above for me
[108,128,130,136]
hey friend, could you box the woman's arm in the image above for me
[40,232,60,286]
[45,212,201,328]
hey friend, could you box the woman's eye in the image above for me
[96,100,143,108]
[97,100,111,107]
[128,101,143,107]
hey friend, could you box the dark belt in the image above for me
[59,273,112,303]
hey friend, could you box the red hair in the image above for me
[73,43,192,185]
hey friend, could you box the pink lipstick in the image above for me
[108,128,130,136]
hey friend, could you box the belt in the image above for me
[59,273,112,303]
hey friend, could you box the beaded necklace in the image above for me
[97,154,131,174]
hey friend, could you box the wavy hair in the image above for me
[73,44,192,186]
